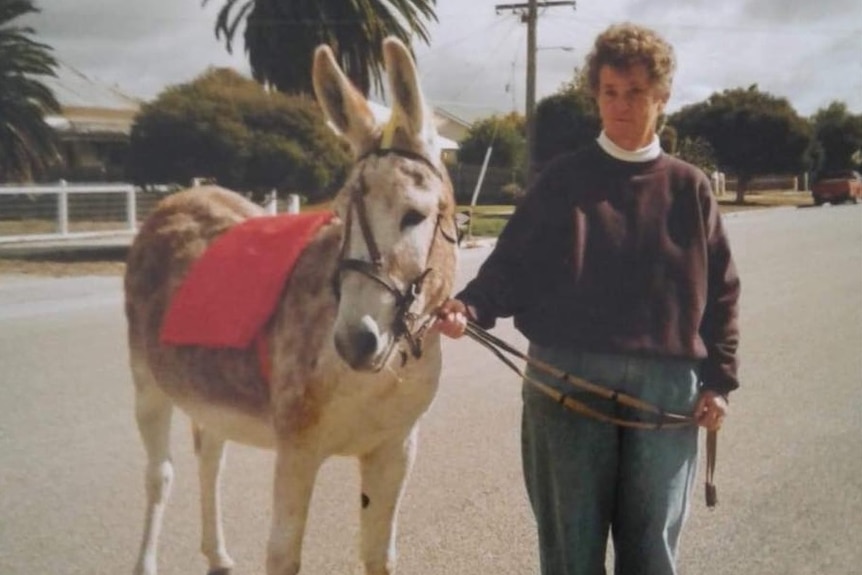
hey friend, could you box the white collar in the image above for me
[597,131,662,163]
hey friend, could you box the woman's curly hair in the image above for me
[584,23,676,96]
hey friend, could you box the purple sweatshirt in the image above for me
[458,142,741,395]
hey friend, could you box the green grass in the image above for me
[716,190,812,212]
[466,214,509,238]
[459,190,814,238]
[458,206,513,238]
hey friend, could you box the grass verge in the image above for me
[0,190,818,276]
[461,190,815,238]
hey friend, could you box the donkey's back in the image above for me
[125,186,284,449]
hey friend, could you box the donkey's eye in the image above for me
[400,209,428,230]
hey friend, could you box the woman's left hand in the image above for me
[694,391,728,431]
[432,298,470,339]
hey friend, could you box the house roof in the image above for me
[366,100,459,150]
[38,64,461,150]
[429,102,506,126]
[43,62,142,112]
[40,62,141,138]
[431,106,474,129]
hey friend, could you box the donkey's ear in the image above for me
[312,44,377,156]
[382,37,438,155]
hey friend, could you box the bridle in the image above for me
[335,145,457,365]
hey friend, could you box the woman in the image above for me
[436,22,740,575]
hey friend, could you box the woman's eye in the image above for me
[400,209,427,230]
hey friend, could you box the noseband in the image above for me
[336,147,456,363]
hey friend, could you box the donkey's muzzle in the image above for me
[334,316,388,372]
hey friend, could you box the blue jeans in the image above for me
[521,345,700,575]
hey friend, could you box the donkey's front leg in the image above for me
[267,443,322,575]
[359,428,419,575]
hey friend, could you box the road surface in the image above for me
[1,204,860,574]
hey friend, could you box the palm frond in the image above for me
[0,0,60,180]
[204,0,438,96]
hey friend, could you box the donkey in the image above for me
[124,37,458,575]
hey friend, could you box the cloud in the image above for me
[28,0,249,99]
[626,0,857,25]
[739,0,860,23]
[24,0,862,117]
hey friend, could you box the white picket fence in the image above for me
[0,181,142,244]
[0,182,294,245]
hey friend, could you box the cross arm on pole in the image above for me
[494,0,577,179]
[495,1,576,14]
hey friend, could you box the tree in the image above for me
[533,77,600,171]
[675,136,718,176]
[127,68,351,202]
[203,0,437,95]
[659,124,678,154]
[457,112,526,175]
[670,85,812,203]
[810,101,862,174]
[0,0,60,181]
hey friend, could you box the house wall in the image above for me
[50,105,138,182]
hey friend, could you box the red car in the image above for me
[812,170,862,205]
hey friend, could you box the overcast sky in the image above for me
[28,0,862,119]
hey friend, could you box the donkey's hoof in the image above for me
[207,569,232,575]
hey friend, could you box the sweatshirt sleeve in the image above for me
[456,162,572,329]
[699,182,741,395]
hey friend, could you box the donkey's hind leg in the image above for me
[193,425,235,575]
[133,376,175,575]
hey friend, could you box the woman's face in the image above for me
[596,64,668,151]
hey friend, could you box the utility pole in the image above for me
[496,1,576,179]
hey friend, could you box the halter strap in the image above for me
[352,175,383,268]
[334,145,455,365]
[358,146,445,181]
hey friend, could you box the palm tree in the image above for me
[203,0,437,96]
[0,0,60,181]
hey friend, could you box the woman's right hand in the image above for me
[434,298,470,339]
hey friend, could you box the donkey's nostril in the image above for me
[355,329,378,360]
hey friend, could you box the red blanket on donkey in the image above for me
[160,211,335,349]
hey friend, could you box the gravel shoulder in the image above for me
[0,259,125,276]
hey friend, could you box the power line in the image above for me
[448,18,523,104]
[495,0,576,178]
[416,17,513,57]
[495,1,578,13]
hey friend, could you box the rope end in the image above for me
[705,482,718,508]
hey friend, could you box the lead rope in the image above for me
[705,427,718,507]
[463,320,719,508]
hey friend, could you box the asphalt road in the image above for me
[1,204,860,575]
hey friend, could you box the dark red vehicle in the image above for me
[812,170,862,205]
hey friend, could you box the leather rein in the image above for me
[464,320,719,508]
[335,146,457,363]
